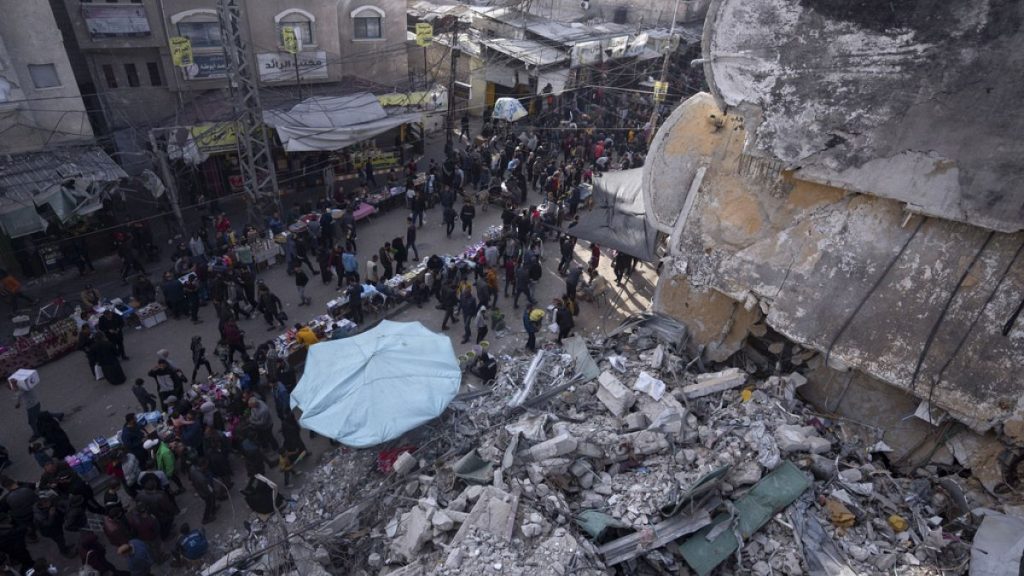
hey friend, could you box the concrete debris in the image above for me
[682,367,747,399]
[393,451,418,476]
[199,327,1011,576]
[596,371,636,417]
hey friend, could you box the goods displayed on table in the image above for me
[0,317,78,376]
[136,303,167,329]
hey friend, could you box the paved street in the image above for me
[0,177,656,571]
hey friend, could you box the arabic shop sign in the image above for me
[256,51,329,82]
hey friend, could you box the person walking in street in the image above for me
[443,204,457,238]
[554,298,574,345]
[11,382,45,440]
[520,305,544,350]
[134,476,177,540]
[406,217,419,261]
[392,238,408,276]
[474,305,489,344]
[121,414,149,469]
[558,234,576,275]
[293,266,311,307]
[248,397,279,453]
[379,242,394,281]
[460,200,476,239]
[0,270,36,313]
[149,437,185,495]
[148,358,183,410]
[33,491,74,557]
[513,263,536,309]
[345,279,364,324]
[439,282,457,331]
[189,336,214,383]
[366,254,381,286]
[98,308,129,360]
[93,333,127,385]
[459,290,479,345]
[341,248,359,283]
[257,283,286,331]
[187,458,218,525]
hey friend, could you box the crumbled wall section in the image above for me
[649,90,1024,430]
[702,0,1024,233]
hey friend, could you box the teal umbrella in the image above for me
[290,321,461,447]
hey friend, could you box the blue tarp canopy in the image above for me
[290,321,461,448]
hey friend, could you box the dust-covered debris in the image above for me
[199,314,1020,575]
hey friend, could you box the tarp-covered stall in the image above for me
[263,93,425,152]
[570,168,658,262]
[290,321,461,448]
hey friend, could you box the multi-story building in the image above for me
[54,0,410,148]
[0,0,94,154]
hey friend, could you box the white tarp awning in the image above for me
[263,93,422,152]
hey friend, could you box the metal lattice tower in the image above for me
[217,0,280,222]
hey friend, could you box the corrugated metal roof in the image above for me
[0,146,127,206]
[481,38,569,67]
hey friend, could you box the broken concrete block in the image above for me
[632,371,666,401]
[521,522,544,538]
[726,461,762,487]
[624,412,648,432]
[393,451,417,476]
[1004,416,1024,446]
[625,430,669,455]
[775,424,829,454]
[390,505,434,561]
[432,510,455,531]
[444,548,464,570]
[464,485,485,502]
[683,368,747,399]
[575,441,605,459]
[520,433,578,462]
[597,371,636,417]
[785,372,808,389]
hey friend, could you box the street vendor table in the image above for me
[0,317,78,376]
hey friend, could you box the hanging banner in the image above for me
[82,5,150,38]
[282,26,299,54]
[257,51,329,82]
[186,53,228,79]
[415,23,433,47]
[606,36,629,59]
[570,40,603,68]
[653,81,668,102]
[624,32,649,57]
[169,36,193,67]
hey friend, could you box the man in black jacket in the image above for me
[459,201,476,239]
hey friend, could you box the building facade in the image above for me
[0,0,94,155]
[55,0,409,139]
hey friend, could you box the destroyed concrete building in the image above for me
[647,0,1024,478]
[192,2,1024,575]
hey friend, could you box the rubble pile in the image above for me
[203,314,1022,575]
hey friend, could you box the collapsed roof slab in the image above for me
[701,0,1024,233]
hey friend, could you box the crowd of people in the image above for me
[0,83,652,576]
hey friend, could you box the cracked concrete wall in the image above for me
[701,0,1024,233]
[648,92,1024,431]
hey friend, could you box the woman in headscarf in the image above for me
[92,333,127,385]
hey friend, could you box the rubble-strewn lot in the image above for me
[201,314,1022,576]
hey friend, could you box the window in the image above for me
[124,63,140,87]
[28,64,61,89]
[275,9,315,45]
[146,62,162,86]
[102,64,117,88]
[177,21,221,47]
[351,6,384,40]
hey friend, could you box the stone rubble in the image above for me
[199,317,1023,576]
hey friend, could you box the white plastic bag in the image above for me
[547,322,559,334]
[93,364,104,381]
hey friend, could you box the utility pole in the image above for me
[646,0,681,147]
[217,0,281,223]
[148,129,186,236]
[441,16,461,156]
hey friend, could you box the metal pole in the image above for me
[423,45,428,90]
[646,0,681,147]
[293,52,301,102]
[148,130,186,235]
